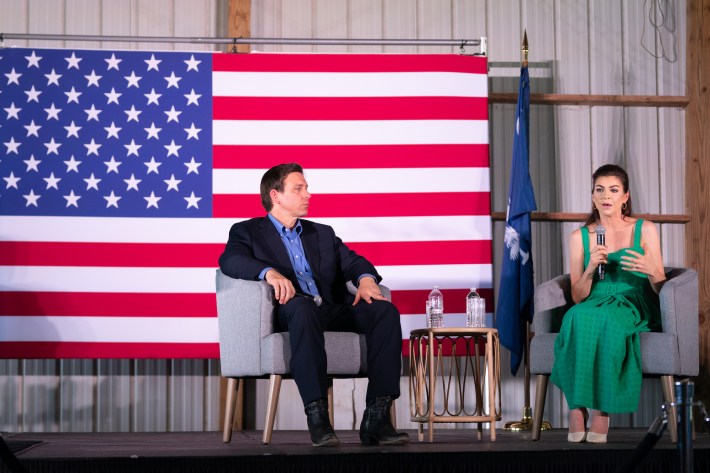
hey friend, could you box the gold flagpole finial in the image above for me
[522,30,529,67]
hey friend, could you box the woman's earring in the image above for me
[622,202,627,212]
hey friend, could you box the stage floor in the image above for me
[3,427,709,473]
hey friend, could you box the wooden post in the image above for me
[228,0,251,53]
[685,0,710,410]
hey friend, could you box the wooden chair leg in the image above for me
[222,378,239,443]
[390,401,397,429]
[327,381,334,428]
[263,374,282,444]
[532,374,549,441]
[234,378,244,432]
[661,375,678,443]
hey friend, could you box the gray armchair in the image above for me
[529,267,699,442]
[215,269,393,444]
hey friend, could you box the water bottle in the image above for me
[466,288,486,328]
[427,286,444,328]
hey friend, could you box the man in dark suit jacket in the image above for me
[219,163,408,447]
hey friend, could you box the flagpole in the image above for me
[503,30,551,433]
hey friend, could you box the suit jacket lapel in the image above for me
[258,217,296,280]
[300,220,321,278]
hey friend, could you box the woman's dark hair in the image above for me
[260,163,304,212]
[583,164,633,227]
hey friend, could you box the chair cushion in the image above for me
[261,332,367,375]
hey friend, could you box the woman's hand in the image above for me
[587,243,608,275]
[620,244,664,281]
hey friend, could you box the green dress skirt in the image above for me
[550,219,661,413]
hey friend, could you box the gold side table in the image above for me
[409,327,501,442]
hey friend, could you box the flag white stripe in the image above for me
[212,120,488,146]
[0,316,218,343]
[213,168,490,195]
[0,216,493,243]
[1,264,493,293]
[213,71,488,98]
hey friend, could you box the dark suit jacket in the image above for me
[218,216,382,305]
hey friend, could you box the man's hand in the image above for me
[353,276,386,305]
[264,269,296,305]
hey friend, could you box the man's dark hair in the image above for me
[260,163,304,212]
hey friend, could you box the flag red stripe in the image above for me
[0,342,218,359]
[392,288,494,314]
[0,292,217,317]
[1,240,490,267]
[213,53,488,74]
[212,144,490,169]
[213,97,488,121]
[213,192,491,218]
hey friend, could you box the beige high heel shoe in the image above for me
[567,408,588,443]
[587,412,609,444]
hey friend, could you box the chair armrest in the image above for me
[532,274,573,334]
[215,270,276,377]
[659,267,699,376]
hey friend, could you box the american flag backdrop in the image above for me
[0,47,491,359]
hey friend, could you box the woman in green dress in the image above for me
[550,164,666,443]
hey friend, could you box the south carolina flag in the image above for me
[0,48,491,358]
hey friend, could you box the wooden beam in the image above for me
[686,0,710,403]
[489,93,690,108]
[228,0,251,53]
[490,212,691,224]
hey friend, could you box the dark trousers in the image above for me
[276,296,402,405]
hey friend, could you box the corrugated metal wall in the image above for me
[0,0,687,433]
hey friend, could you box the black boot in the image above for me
[304,398,340,447]
[359,396,409,445]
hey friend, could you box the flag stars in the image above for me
[145,54,161,71]
[65,52,82,69]
[184,191,202,209]
[25,120,42,137]
[164,140,182,157]
[84,173,101,191]
[124,71,142,88]
[104,191,121,208]
[184,123,201,140]
[65,121,82,138]
[65,86,82,104]
[164,105,181,123]
[124,139,142,156]
[4,137,21,154]
[104,156,121,173]
[104,88,122,104]
[85,70,102,87]
[124,174,141,191]
[3,172,21,189]
[5,102,22,119]
[184,55,201,71]
[45,69,62,86]
[84,104,102,121]
[25,86,42,103]
[184,157,201,174]
[144,157,162,174]
[63,190,81,208]
[144,88,161,105]
[64,155,82,173]
[44,138,61,155]
[144,191,161,209]
[84,138,102,156]
[23,155,41,172]
[44,103,62,120]
[125,105,142,122]
[25,51,42,68]
[184,89,201,105]
[105,53,122,70]
[104,122,121,139]
[44,172,61,190]
[164,174,181,191]
[5,68,22,85]
[144,122,162,139]
[23,189,41,207]
[164,72,181,88]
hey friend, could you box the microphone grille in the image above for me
[595,224,606,235]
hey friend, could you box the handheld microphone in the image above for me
[595,225,606,280]
[295,292,323,307]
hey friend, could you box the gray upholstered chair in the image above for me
[530,267,699,442]
[215,269,394,444]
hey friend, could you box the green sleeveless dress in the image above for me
[550,219,661,413]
